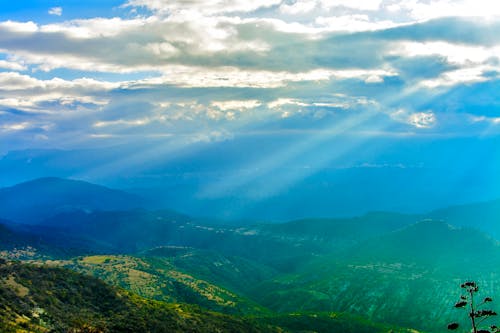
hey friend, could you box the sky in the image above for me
[1,1,500,218]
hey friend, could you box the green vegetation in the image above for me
[60,254,268,315]
[0,259,282,332]
[257,312,418,333]
[5,181,500,333]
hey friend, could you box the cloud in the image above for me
[0,59,26,71]
[280,1,317,15]
[0,72,116,115]
[390,0,500,21]
[420,66,496,88]
[124,0,282,15]
[2,0,500,153]
[0,122,31,131]
[48,7,63,16]
[470,115,500,125]
[407,111,436,128]
[391,109,437,128]
[320,0,383,11]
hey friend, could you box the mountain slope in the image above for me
[60,254,268,315]
[0,259,282,333]
[251,220,500,333]
[255,211,421,251]
[346,219,500,272]
[27,209,318,271]
[0,177,143,224]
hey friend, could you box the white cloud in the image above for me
[0,21,38,33]
[48,7,63,16]
[211,100,262,111]
[0,59,26,71]
[392,0,500,20]
[124,0,282,15]
[268,98,309,109]
[320,0,383,11]
[40,17,148,39]
[280,1,317,15]
[391,109,436,128]
[124,66,397,88]
[0,72,118,92]
[2,0,500,148]
[408,111,436,128]
[315,14,398,32]
[420,66,494,88]
[391,41,500,66]
[470,115,500,125]
[94,118,152,128]
[0,72,115,114]
[0,122,31,131]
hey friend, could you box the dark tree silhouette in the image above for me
[448,281,500,333]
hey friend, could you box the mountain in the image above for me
[429,198,500,239]
[0,259,282,333]
[0,177,143,224]
[143,246,279,295]
[4,139,496,221]
[60,253,270,315]
[251,220,500,333]
[0,259,420,333]
[346,219,500,272]
[255,211,421,251]
[25,209,319,271]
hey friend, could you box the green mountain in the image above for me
[0,259,282,333]
[143,246,278,296]
[27,209,319,271]
[59,253,269,315]
[0,259,418,333]
[251,220,500,332]
[4,178,500,333]
[255,211,421,251]
[346,219,500,273]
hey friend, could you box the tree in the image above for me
[448,281,500,333]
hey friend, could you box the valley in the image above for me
[1,177,500,332]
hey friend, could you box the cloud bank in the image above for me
[1,0,500,151]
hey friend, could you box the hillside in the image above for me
[3,178,500,332]
[60,254,269,315]
[255,211,421,250]
[251,220,500,332]
[0,259,419,333]
[24,209,319,271]
[0,259,282,333]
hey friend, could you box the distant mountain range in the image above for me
[0,177,143,224]
[3,142,498,220]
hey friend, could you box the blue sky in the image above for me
[1,1,500,216]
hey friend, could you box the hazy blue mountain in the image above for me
[0,177,143,224]
[0,220,35,250]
